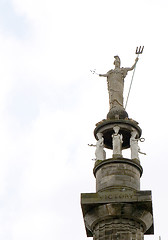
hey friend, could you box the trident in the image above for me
[136,46,144,55]
[125,46,144,109]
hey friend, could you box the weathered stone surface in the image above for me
[93,158,142,192]
[81,190,152,206]
[93,219,144,240]
[107,105,129,120]
[81,190,154,238]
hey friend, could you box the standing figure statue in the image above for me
[130,130,146,160]
[99,56,138,111]
[88,133,106,160]
[112,126,123,157]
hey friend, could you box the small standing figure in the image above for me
[130,130,146,160]
[112,126,123,157]
[88,133,106,160]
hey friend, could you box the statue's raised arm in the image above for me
[125,57,139,71]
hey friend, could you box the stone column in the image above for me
[93,219,144,240]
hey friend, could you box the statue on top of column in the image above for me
[99,56,138,119]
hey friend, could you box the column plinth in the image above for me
[81,190,154,239]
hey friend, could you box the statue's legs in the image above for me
[109,90,123,109]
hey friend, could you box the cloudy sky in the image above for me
[0,0,167,239]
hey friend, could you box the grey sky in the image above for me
[0,0,167,239]
[0,0,29,38]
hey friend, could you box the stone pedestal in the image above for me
[81,190,153,239]
[94,158,142,192]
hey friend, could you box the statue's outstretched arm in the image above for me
[126,57,139,71]
[99,69,113,77]
[99,73,108,77]
[88,144,96,147]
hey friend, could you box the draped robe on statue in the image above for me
[106,68,128,109]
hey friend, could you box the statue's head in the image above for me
[97,132,103,139]
[114,55,121,68]
[113,125,120,134]
[131,130,137,138]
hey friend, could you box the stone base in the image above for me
[107,106,128,120]
[94,158,143,192]
[81,190,154,238]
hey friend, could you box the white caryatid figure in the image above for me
[88,133,106,160]
[130,130,146,160]
[112,126,123,157]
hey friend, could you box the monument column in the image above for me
[81,51,154,240]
